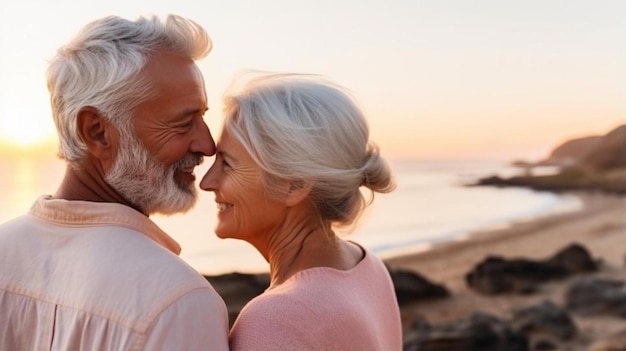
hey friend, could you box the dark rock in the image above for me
[545,243,599,274]
[388,267,450,305]
[403,312,529,351]
[473,168,626,194]
[465,243,598,295]
[564,277,626,317]
[532,338,559,350]
[410,317,432,333]
[511,300,577,340]
[466,256,566,294]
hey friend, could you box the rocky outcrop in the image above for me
[404,301,582,351]
[475,168,626,194]
[564,276,626,317]
[510,300,577,341]
[473,124,626,194]
[540,124,626,171]
[580,125,626,170]
[387,266,450,305]
[542,135,603,167]
[465,243,599,295]
[403,312,529,351]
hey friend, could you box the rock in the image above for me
[403,312,529,351]
[532,338,559,350]
[542,135,603,167]
[465,243,598,295]
[545,243,599,274]
[471,125,626,195]
[564,277,626,317]
[580,125,626,171]
[465,255,568,295]
[387,267,450,305]
[510,300,577,340]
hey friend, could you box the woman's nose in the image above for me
[200,163,219,191]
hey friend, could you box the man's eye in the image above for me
[180,120,194,128]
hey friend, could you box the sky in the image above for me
[0,0,624,161]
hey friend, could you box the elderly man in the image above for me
[0,15,229,350]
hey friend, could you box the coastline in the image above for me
[384,191,626,349]
[384,191,626,290]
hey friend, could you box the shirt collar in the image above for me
[29,195,181,254]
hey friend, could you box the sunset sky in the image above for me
[1,0,624,161]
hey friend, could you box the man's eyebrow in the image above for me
[178,107,209,118]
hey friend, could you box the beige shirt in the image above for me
[0,196,229,351]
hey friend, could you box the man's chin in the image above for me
[149,192,197,215]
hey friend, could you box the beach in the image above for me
[385,191,626,350]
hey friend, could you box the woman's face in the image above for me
[200,127,288,243]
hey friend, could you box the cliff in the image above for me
[475,124,626,194]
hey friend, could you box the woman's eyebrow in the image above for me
[217,149,236,162]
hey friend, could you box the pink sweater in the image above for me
[229,247,402,351]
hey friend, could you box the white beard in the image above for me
[105,132,201,215]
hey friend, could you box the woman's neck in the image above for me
[264,215,362,288]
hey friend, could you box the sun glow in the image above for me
[0,104,57,149]
[0,126,49,148]
[0,115,57,158]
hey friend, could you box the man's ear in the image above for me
[76,107,115,160]
[285,179,313,207]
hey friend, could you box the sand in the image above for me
[385,191,626,349]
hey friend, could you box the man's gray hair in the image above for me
[47,14,212,163]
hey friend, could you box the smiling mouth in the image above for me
[176,168,196,182]
[216,202,233,211]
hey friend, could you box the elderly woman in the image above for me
[200,73,402,350]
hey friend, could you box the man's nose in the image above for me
[191,119,216,156]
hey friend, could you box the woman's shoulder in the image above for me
[234,284,313,327]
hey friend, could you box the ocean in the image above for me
[0,156,582,275]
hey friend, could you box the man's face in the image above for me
[105,50,216,215]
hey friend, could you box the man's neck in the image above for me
[54,164,145,215]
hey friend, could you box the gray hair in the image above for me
[47,14,212,163]
[223,73,395,227]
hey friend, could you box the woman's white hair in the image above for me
[223,72,396,227]
[47,14,212,164]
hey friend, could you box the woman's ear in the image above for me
[285,179,313,207]
[76,107,116,161]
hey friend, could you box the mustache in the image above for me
[174,152,204,170]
